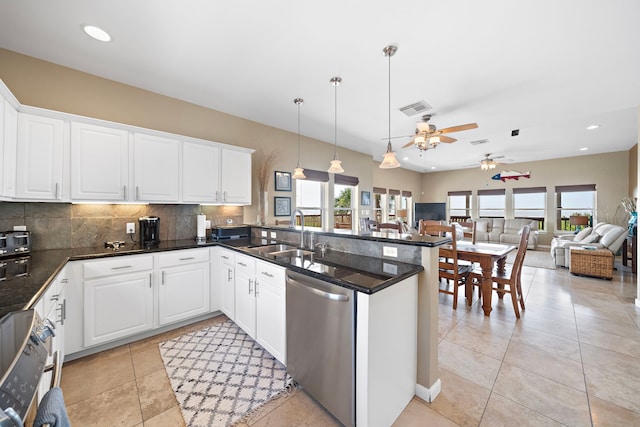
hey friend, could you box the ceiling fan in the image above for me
[401,114,478,152]
[479,153,505,171]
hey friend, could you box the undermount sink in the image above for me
[245,244,298,256]
[270,249,314,258]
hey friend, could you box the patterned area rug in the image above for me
[506,248,556,269]
[159,320,292,427]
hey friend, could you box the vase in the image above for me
[628,212,637,236]
[257,191,268,225]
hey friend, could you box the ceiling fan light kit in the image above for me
[327,76,345,174]
[402,114,479,153]
[379,45,401,169]
[292,97,306,180]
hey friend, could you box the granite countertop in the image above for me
[0,236,423,318]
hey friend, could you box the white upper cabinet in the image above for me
[133,132,180,202]
[182,141,221,203]
[16,113,66,200]
[71,122,130,201]
[220,148,251,204]
[2,99,18,197]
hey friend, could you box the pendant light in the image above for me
[379,45,401,169]
[327,76,345,174]
[292,98,306,180]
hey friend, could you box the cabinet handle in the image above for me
[50,294,59,302]
[149,273,152,288]
[221,255,229,260]
[162,271,165,285]
[248,278,253,294]
[61,278,68,284]
[62,298,66,322]
[179,257,195,261]
[255,281,259,297]
[215,191,219,202]
[55,182,60,199]
[56,301,65,326]
[111,265,132,270]
[261,271,274,278]
[124,185,128,200]
[238,261,246,267]
[223,191,227,202]
[227,268,232,281]
[136,186,140,200]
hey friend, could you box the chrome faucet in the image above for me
[291,208,305,248]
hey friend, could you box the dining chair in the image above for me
[429,224,474,309]
[379,222,401,231]
[275,220,291,226]
[458,221,477,244]
[365,220,379,230]
[418,219,443,236]
[468,225,530,318]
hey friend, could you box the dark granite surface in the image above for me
[0,236,423,318]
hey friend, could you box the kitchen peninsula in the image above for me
[0,226,446,427]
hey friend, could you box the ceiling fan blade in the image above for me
[380,134,414,140]
[438,135,457,143]
[438,123,478,134]
[401,139,416,148]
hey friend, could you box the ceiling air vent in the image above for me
[469,139,489,146]
[399,100,431,117]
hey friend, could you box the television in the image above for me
[414,202,446,228]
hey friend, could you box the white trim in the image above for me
[415,378,441,403]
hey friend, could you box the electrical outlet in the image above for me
[383,246,398,257]
[270,232,277,238]
[261,230,267,237]
[126,222,135,234]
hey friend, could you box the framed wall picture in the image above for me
[274,196,291,216]
[361,191,371,206]
[274,171,292,191]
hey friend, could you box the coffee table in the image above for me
[569,247,614,279]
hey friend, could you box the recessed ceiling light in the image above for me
[579,147,589,151]
[402,157,409,161]
[586,124,600,130]
[83,25,111,42]
[431,166,436,170]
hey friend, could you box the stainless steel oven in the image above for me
[0,309,58,427]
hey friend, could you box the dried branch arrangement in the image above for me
[255,148,279,193]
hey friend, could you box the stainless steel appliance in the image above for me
[138,216,160,247]
[286,270,355,427]
[0,309,55,426]
[0,232,31,258]
[210,225,249,240]
[0,257,30,282]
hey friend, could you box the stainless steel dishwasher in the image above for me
[286,270,355,427]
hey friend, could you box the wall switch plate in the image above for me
[383,246,398,257]
[261,230,267,237]
[126,223,135,234]
[270,232,277,238]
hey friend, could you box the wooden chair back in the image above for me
[378,222,401,231]
[431,224,473,309]
[458,221,477,244]
[275,220,291,226]
[418,219,443,236]
[365,219,379,230]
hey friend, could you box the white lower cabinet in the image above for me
[82,255,154,347]
[217,248,236,319]
[158,249,210,326]
[233,254,286,365]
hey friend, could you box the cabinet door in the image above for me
[84,271,154,347]
[2,99,18,197]
[255,262,286,364]
[71,122,129,201]
[158,262,210,325]
[219,253,235,319]
[16,113,65,200]
[182,142,220,203]
[234,269,256,338]
[133,132,180,202]
[220,149,251,204]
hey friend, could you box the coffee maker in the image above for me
[139,216,160,247]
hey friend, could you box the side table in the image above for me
[622,234,636,274]
[569,247,614,280]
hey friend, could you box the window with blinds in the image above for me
[513,187,547,230]
[555,184,596,231]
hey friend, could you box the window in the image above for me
[333,174,358,230]
[513,187,546,230]
[388,189,400,221]
[295,169,329,228]
[448,191,472,221]
[555,184,596,231]
[399,190,412,226]
[372,187,386,223]
[478,189,505,218]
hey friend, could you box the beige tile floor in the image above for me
[61,256,640,426]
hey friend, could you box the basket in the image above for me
[569,247,613,279]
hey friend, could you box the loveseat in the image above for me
[550,222,627,268]
[474,218,539,249]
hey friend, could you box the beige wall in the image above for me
[0,48,394,226]
[631,144,638,199]
[422,152,630,245]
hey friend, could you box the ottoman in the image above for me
[569,247,614,280]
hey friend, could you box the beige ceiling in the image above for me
[0,0,638,172]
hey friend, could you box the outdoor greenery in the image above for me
[334,188,351,214]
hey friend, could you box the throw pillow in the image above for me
[476,221,488,233]
[581,233,600,244]
[574,227,592,242]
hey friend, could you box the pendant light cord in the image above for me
[297,101,301,165]
[334,80,338,159]
[388,47,391,145]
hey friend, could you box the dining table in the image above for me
[438,241,517,316]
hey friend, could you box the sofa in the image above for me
[474,218,539,249]
[550,222,627,268]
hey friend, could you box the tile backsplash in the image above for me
[0,202,243,251]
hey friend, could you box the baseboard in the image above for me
[415,379,441,403]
